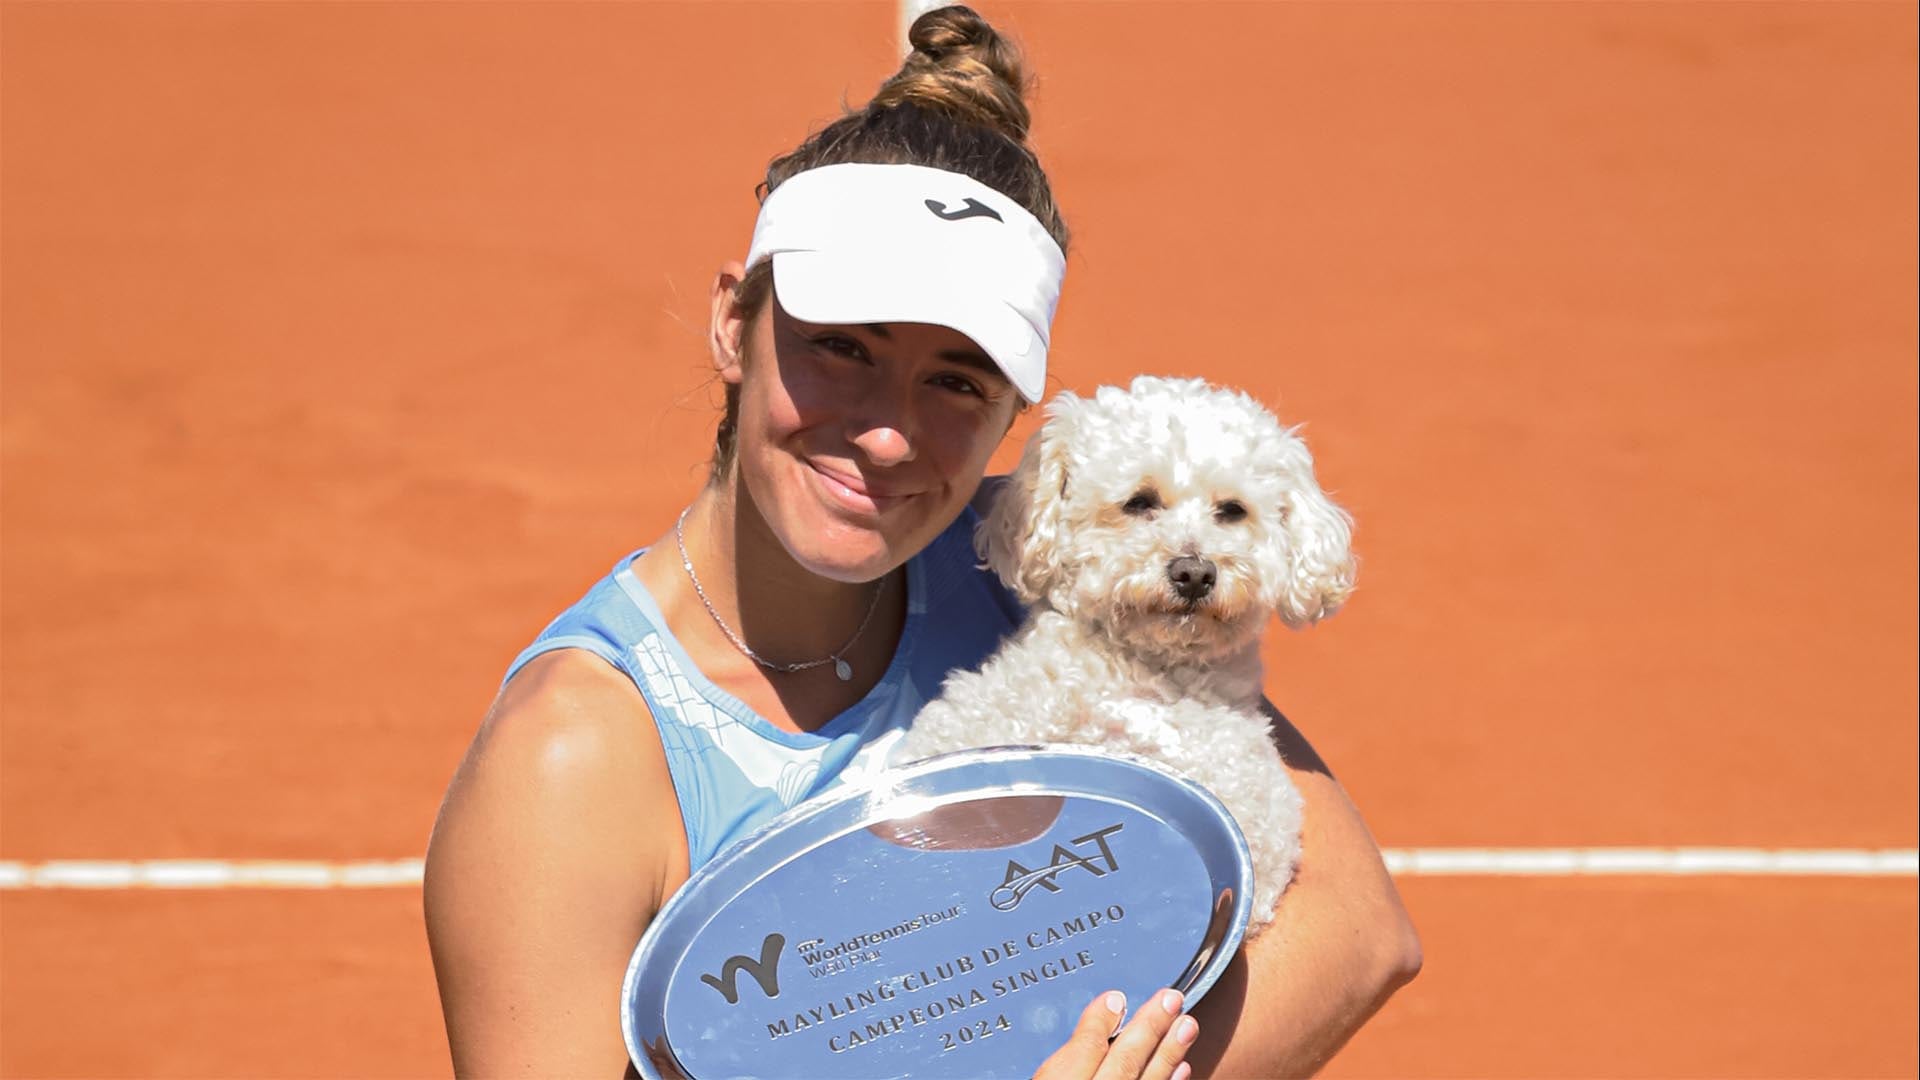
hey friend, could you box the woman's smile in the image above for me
[806,458,912,516]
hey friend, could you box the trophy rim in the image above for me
[620,744,1255,1079]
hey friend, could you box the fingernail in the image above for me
[1175,1016,1199,1045]
[1172,1063,1193,1080]
[1104,991,1126,1015]
[1159,988,1185,1015]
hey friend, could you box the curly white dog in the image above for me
[895,375,1356,935]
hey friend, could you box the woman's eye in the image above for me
[813,335,868,360]
[1214,500,1248,523]
[1122,491,1161,516]
[931,373,985,398]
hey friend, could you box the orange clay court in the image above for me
[1,2,1914,1077]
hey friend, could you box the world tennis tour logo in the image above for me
[990,823,1125,911]
[700,932,785,1005]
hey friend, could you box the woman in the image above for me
[424,8,1420,1077]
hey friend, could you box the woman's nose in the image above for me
[850,421,917,466]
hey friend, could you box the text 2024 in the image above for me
[938,1013,1013,1051]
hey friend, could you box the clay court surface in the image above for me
[2,2,1915,1076]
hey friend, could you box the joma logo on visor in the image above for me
[924,197,1004,223]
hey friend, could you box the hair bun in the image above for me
[871,5,1032,142]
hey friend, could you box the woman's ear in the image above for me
[709,261,750,384]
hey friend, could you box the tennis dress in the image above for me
[501,508,1022,872]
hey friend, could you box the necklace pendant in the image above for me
[833,658,853,682]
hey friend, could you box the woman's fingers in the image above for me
[1139,1010,1200,1080]
[1032,987,1199,1080]
[1093,988,1193,1080]
[1032,991,1127,1080]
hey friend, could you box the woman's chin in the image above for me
[780,522,901,583]
[799,502,944,579]
[798,552,896,586]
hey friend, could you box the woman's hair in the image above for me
[711,4,1068,479]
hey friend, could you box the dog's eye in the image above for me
[1214,500,1248,523]
[1121,491,1161,516]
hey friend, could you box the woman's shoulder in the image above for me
[429,649,688,913]
[479,651,679,836]
[488,649,660,768]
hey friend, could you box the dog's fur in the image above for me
[895,376,1356,934]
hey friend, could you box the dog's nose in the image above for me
[1167,556,1216,602]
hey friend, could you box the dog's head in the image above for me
[979,375,1355,658]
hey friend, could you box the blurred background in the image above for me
[2,1,1914,1076]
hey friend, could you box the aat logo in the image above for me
[989,823,1124,911]
[699,932,785,1005]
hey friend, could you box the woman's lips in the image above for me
[808,461,908,514]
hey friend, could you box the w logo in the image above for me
[699,932,785,1005]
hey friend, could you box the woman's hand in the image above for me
[1034,989,1200,1080]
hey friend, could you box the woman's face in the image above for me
[715,273,1023,583]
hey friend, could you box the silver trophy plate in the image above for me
[622,746,1252,1079]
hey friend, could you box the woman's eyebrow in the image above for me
[857,324,1004,383]
[936,350,1006,382]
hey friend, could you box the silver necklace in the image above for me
[674,506,885,682]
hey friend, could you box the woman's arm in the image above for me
[1181,703,1422,1079]
[424,650,688,1077]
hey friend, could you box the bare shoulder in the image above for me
[472,648,668,785]
[424,649,687,1075]
[429,648,684,910]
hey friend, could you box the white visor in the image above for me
[745,162,1066,403]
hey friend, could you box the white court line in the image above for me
[0,859,424,890]
[1380,848,1919,877]
[0,851,1913,889]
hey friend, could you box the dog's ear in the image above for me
[1275,474,1357,628]
[976,392,1080,606]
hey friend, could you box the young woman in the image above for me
[424,8,1420,1077]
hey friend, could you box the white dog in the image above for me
[895,375,1356,934]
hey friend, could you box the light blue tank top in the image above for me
[502,507,1023,871]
